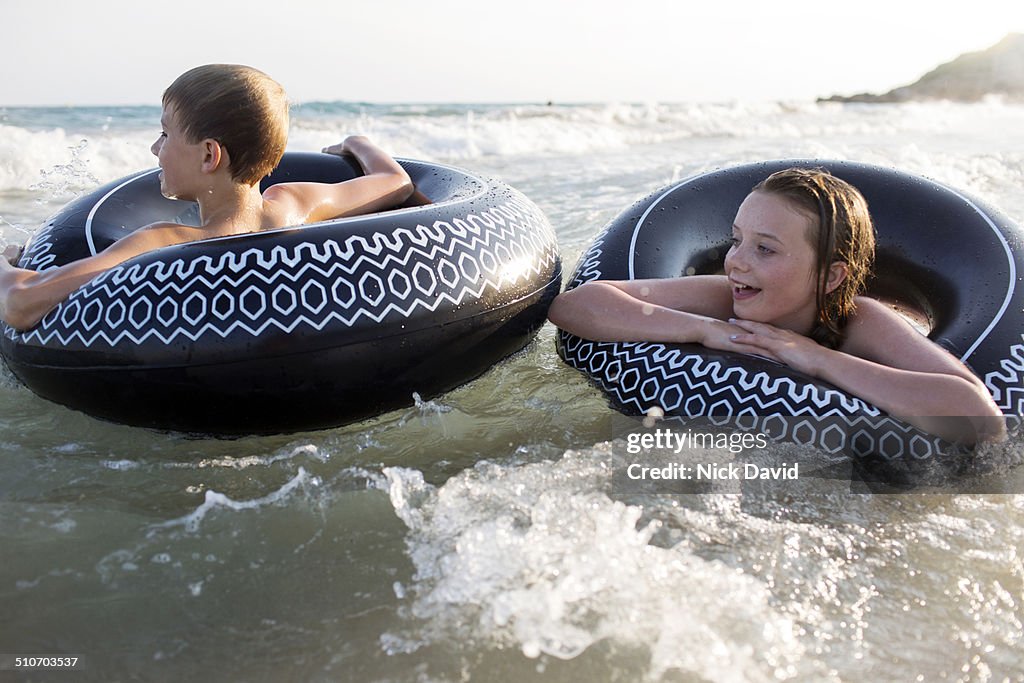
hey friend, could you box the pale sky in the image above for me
[2,0,1022,106]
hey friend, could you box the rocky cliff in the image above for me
[821,33,1024,103]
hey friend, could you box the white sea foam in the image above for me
[2,100,1021,201]
[152,467,318,534]
[410,391,452,416]
[0,124,153,194]
[101,459,140,470]
[381,436,1024,678]
[170,443,330,471]
[381,451,816,680]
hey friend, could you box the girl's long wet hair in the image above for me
[753,168,876,348]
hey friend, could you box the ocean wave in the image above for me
[1,100,1021,196]
[0,124,153,194]
[151,467,319,534]
[380,453,813,680]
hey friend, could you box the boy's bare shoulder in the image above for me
[140,221,208,240]
[261,183,308,209]
[112,222,209,254]
[260,184,310,226]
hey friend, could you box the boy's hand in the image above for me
[322,136,370,156]
[3,244,24,266]
[321,142,347,156]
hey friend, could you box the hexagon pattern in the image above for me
[8,196,558,350]
[558,231,962,462]
[560,332,951,461]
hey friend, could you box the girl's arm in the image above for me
[547,275,746,348]
[726,298,1006,444]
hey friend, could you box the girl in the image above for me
[548,168,1005,445]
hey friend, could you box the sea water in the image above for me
[1,99,1023,682]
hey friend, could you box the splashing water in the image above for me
[380,453,815,681]
[29,139,100,203]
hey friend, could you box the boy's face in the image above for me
[151,104,204,201]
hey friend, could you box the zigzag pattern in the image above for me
[569,225,610,287]
[21,225,59,272]
[7,196,558,349]
[559,164,1022,462]
[985,336,1024,415]
[558,332,946,460]
[559,231,964,460]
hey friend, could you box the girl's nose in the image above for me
[724,244,747,271]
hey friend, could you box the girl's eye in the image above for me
[757,244,774,254]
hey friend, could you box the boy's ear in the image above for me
[200,139,226,174]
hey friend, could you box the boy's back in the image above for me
[0,65,413,331]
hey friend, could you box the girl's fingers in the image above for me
[729,333,772,353]
[729,318,777,335]
[729,332,771,347]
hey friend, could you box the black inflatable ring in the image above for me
[557,159,1023,461]
[2,152,562,434]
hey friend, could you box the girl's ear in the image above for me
[200,139,225,174]
[825,261,849,294]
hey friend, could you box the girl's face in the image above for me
[724,191,824,334]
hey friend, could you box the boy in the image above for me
[0,64,413,331]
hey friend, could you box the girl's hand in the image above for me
[724,318,830,376]
[698,317,780,359]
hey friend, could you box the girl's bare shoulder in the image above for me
[843,296,973,378]
[843,297,917,352]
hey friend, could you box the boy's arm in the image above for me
[263,136,414,224]
[0,223,194,331]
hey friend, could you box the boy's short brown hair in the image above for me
[163,64,289,186]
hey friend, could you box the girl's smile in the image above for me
[724,190,821,335]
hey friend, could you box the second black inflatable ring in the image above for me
[557,159,1023,462]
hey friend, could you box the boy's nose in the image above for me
[151,138,161,157]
